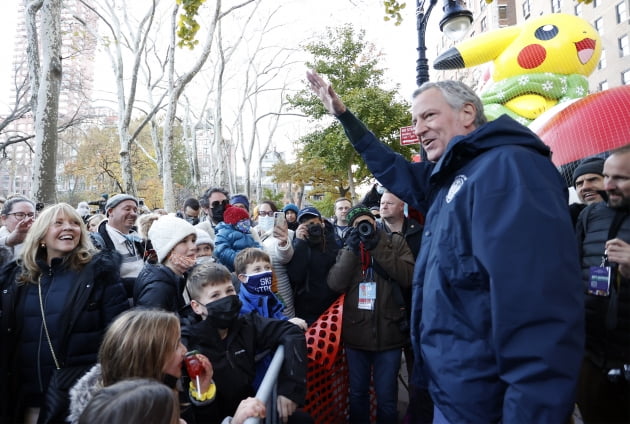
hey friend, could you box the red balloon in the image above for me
[535,85,630,167]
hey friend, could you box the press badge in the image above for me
[358,282,376,310]
[588,266,611,296]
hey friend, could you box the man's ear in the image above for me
[190,299,204,316]
[237,273,247,283]
[460,102,477,127]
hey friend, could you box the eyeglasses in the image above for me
[211,200,228,208]
[7,212,36,219]
[258,211,274,217]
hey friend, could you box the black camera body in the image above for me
[307,223,322,237]
[357,221,374,238]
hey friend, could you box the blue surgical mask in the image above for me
[242,270,273,294]
[257,216,274,233]
[235,219,251,234]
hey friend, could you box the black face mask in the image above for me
[211,205,225,223]
[205,295,242,329]
[186,216,200,226]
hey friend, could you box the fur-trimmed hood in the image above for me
[67,364,103,424]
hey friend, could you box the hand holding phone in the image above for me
[273,212,288,245]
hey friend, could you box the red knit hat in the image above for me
[223,205,251,225]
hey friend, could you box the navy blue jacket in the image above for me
[0,250,129,422]
[134,263,186,312]
[338,110,584,424]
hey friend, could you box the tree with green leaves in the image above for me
[287,24,415,202]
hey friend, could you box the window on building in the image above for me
[479,0,486,10]
[620,34,630,57]
[551,0,561,13]
[480,16,487,32]
[498,5,508,20]
[522,0,531,18]
[617,1,628,23]
[623,69,630,85]
[594,17,604,35]
[598,49,607,70]
[575,3,582,16]
[593,0,599,6]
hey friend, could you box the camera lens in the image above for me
[357,221,374,237]
[307,224,322,237]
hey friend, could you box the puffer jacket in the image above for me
[0,250,129,423]
[133,262,186,312]
[338,110,584,424]
[180,308,307,424]
[214,223,261,271]
[328,229,414,351]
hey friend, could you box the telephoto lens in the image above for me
[357,221,374,238]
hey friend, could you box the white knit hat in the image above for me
[195,228,214,248]
[148,215,196,263]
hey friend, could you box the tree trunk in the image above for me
[30,0,62,204]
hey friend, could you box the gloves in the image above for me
[344,227,361,255]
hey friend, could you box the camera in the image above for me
[307,223,322,237]
[357,221,374,238]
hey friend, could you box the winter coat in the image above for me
[328,229,414,351]
[239,286,287,320]
[261,230,296,318]
[180,308,307,424]
[0,250,129,423]
[337,110,584,424]
[576,202,630,366]
[214,223,261,271]
[133,262,186,312]
[286,220,340,324]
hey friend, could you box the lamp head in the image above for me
[439,0,473,41]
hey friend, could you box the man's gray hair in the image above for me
[413,80,487,128]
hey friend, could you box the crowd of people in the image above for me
[0,72,628,424]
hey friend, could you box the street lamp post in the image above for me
[415,0,473,86]
[415,0,438,87]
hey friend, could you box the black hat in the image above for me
[572,157,605,187]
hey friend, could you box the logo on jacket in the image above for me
[446,175,467,203]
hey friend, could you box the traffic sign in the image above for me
[400,125,419,145]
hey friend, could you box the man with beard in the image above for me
[286,206,340,325]
[569,157,606,225]
[576,146,630,423]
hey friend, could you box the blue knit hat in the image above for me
[230,194,249,211]
[283,203,299,214]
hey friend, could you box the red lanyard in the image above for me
[360,242,373,280]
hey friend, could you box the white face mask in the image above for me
[258,215,274,232]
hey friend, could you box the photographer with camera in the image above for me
[327,205,414,424]
[286,206,340,325]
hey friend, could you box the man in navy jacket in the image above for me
[307,70,584,424]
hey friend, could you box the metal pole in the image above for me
[416,0,438,87]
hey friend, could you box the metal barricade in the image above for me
[244,345,284,424]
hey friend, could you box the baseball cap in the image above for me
[297,206,321,222]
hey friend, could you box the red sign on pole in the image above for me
[400,126,419,145]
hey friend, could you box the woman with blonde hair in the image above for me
[69,309,214,423]
[0,203,129,424]
[69,308,264,424]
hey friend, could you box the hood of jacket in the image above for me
[430,115,551,184]
[68,364,103,424]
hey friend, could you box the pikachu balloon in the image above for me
[434,13,601,125]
